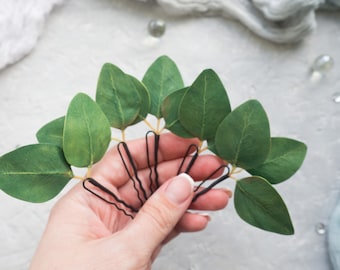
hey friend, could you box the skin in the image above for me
[29,133,231,270]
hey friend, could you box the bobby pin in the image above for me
[82,178,137,219]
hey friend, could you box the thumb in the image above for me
[126,173,194,253]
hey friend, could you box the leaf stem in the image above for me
[143,119,157,133]
[86,166,92,178]
[229,175,238,181]
[196,140,207,153]
[158,125,166,134]
[198,145,209,154]
[233,168,244,174]
[156,118,161,134]
[121,129,126,142]
[229,165,244,180]
[230,165,237,175]
[73,175,85,181]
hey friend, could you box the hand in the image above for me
[29,133,231,270]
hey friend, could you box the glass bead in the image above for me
[148,19,166,38]
[332,92,340,103]
[312,55,334,73]
[315,222,326,235]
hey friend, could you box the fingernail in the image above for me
[223,189,233,198]
[197,212,211,222]
[165,173,194,204]
[190,212,211,221]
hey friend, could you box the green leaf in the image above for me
[179,69,231,140]
[0,144,73,203]
[215,100,270,169]
[36,116,65,148]
[142,55,184,118]
[96,63,141,130]
[248,137,307,184]
[207,138,218,155]
[128,75,150,125]
[234,176,294,235]
[161,88,194,138]
[63,93,111,167]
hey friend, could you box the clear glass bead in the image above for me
[312,55,334,73]
[332,92,340,103]
[315,222,326,235]
[148,19,166,38]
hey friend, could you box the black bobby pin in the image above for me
[192,165,231,203]
[117,141,148,205]
[82,178,137,219]
[146,131,160,193]
[177,144,199,175]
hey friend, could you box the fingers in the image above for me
[190,188,231,210]
[90,132,199,186]
[148,191,230,247]
[116,153,225,198]
[170,188,231,235]
[159,212,210,245]
[175,212,211,232]
[123,174,194,254]
[88,152,229,213]
[88,132,231,224]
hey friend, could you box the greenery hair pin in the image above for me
[0,55,307,235]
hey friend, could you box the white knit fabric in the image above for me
[0,0,64,70]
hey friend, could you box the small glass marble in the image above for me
[315,222,326,235]
[148,19,166,38]
[332,92,340,103]
[312,55,334,73]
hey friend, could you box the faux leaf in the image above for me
[128,75,150,125]
[234,176,294,235]
[0,144,73,203]
[248,137,307,184]
[63,93,111,167]
[96,63,141,129]
[161,88,193,138]
[215,100,270,169]
[36,116,65,148]
[142,55,184,118]
[207,138,218,155]
[179,69,231,140]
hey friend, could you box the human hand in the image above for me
[29,133,231,270]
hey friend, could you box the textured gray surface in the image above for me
[0,1,339,269]
[329,199,340,270]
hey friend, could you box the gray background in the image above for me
[0,1,339,269]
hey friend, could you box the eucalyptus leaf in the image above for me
[161,88,193,138]
[142,55,184,118]
[128,75,150,125]
[234,176,294,235]
[36,116,65,148]
[215,100,271,169]
[247,137,307,184]
[207,138,218,155]
[96,63,141,129]
[0,144,73,203]
[63,93,111,167]
[179,69,231,140]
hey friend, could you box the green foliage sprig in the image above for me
[0,55,307,235]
